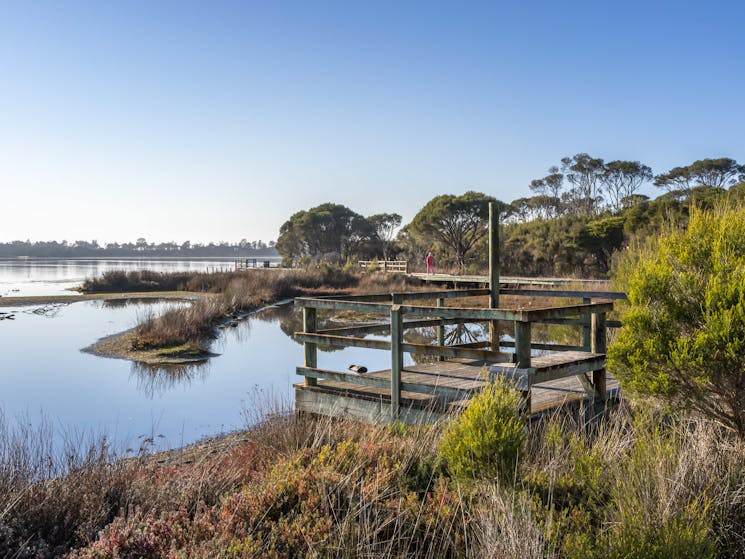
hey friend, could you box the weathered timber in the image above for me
[303,307,317,387]
[390,305,403,418]
[399,301,614,322]
[592,311,607,401]
[296,367,482,400]
[500,288,627,300]
[295,333,391,350]
[311,288,490,303]
[295,298,392,313]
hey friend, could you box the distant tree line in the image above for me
[276,156,745,278]
[0,238,278,258]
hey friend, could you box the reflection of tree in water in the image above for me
[101,298,173,309]
[404,321,491,364]
[270,306,367,353]
[130,362,211,398]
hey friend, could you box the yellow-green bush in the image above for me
[439,379,525,482]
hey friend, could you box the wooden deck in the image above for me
[296,202,622,424]
[295,355,619,424]
[409,273,608,287]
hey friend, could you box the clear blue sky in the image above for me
[1,0,743,244]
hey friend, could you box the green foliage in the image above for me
[654,157,745,192]
[609,205,745,437]
[276,202,375,263]
[406,191,502,270]
[439,379,526,482]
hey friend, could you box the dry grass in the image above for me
[4,400,745,557]
[128,268,358,352]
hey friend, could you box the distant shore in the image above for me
[0,290,206,307]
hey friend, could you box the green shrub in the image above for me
[609,204,745,438]
[439,379,526,482]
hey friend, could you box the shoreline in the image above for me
[0,290,208,307]
[81,297,295,365]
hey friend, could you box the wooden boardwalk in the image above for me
[296,353,619,424]
[409,272,609,288]
[296,204,623,424]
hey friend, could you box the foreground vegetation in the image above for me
[3,394,745,558]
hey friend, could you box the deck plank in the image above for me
[296,355,618,418]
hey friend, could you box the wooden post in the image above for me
[514,320,532,415]
[383,260,388,273]
[582,297,592,351]
[390,305,403,420]
[303,307,317,387]
[489,202,500,351]
[591,311,607,401]
[436,297,445,361]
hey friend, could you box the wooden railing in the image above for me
[235,258,272,269]
[358,260,409,273]
[295,287,624,419]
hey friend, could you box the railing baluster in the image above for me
[303,306,317,387]
[390,305,403,420]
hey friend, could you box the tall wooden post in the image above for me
[489,202,500,351]
[582,297,592,351]
[390,305,403,420]
[591,311,607,401]
[303,306,317,387]
[436,297,445,361]
[514,320,532,415]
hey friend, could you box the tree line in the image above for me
[276,156,745,277]
[0,238,278,258]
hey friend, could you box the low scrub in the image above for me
[4,404,745,557]
[439,379,526,483]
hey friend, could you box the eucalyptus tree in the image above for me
[276,203,375,263]
[602,160,653,211]
[529,168,564,217]
[407,191,502,270]
[561,153,606,215]
[367,212,402,260]
[654,158,745,194]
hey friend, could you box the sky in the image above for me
[1,0,744,245]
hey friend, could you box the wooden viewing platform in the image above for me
[295,203,625,424]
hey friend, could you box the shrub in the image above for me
[439,379,526,482]
[609,204,745,438]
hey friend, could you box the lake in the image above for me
[0,259,415,453]
[0,257,280,298]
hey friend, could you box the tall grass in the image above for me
[127,268,359,351]
[1,399,741,558]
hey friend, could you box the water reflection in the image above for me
[131,362,211,398]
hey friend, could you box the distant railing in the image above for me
[235,258,272,270]
[358,260,409,274]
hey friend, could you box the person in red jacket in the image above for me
[426,252,434,274]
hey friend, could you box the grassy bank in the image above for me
[2,399,745,558]
[80,268,354,361]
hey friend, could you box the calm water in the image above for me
[0,258,280,297]
[0,260,414,452]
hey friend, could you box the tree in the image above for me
[367,212,402,260]
[407,192,499,270]
[561,153,606,215]
[602,160,653,211]
[654,158,745,194]
[609,205,745,438]
[276,203,375,263]
[529,168,564,217]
